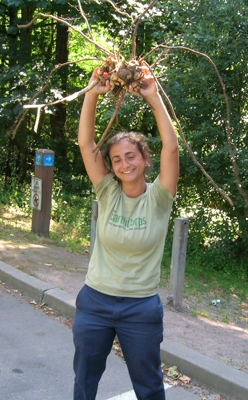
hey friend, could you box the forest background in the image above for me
[0,0,247,294]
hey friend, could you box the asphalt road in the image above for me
[0,285,208,400]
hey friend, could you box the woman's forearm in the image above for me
[151,94,179,153]
[78,92,99,150]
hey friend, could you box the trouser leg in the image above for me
[115,294,165,400]
[73,286,165,400]
[72,286,116,400]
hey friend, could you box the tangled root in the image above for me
[93,57,152,95]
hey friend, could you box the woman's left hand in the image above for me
[128,74,159,101]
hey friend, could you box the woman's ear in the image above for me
[145,156,150,167]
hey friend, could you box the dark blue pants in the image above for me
[72,285,165,400]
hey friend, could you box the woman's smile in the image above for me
[122,168,135,174]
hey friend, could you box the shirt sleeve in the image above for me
[94,172,119,202]
[150,176,174,210]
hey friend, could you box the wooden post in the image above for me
[168,218,189,309]
[90,200,98,258]
[31,149,55,237]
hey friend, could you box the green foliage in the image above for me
[0,175,31,209]
[51,188,95,243]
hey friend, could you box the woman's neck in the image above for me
[121,180,147,198]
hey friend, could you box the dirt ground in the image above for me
[0,235,247,376]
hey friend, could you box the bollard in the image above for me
[31,149,55,237]
[90,200,98,258]
[168,217,189,309]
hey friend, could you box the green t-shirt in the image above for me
[85,172,174,297]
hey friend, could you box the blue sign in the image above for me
[36,153,42,166]
[43,154,54,167]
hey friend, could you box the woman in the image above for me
[73,72,179,400]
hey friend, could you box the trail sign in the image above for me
[35,153,43,166]
[31,177,42,211]
[43,154,54,167]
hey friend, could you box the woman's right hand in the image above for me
[87,74,111,97]
[78,71,111,188]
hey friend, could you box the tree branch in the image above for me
[18,12,114,58]
[92,90,126,152]
[141,60,234,206]
[103,0,132,19]
[77,0,93,40]
[157,79,234,206]
[24,79,99,133]
[132,0,159,60]
[11,59,101,138]
[118,0,159,59]
[159,45,248,207]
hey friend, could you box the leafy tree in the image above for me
[154,0,248,272]
[0,0,247,275]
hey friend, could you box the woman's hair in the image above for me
[103,131,151,169]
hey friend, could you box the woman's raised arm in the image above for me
[130,78,179,197]
[78,76,111,188]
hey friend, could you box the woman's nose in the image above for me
[122,158,130,168]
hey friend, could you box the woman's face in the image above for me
[109,139,148,183]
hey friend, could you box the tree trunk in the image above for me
[50,19,69,158]
[17,3,36,183]
[4,6,18,184]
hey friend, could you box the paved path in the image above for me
[1,286,203,400]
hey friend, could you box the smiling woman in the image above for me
[73,72,179,400]
[103,131,151,188]
[108,139,149,196]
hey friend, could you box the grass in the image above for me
[220,312,230,324]
[160,237,247,325]
[0,203,90,254]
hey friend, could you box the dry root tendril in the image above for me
[93,57,151,94]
